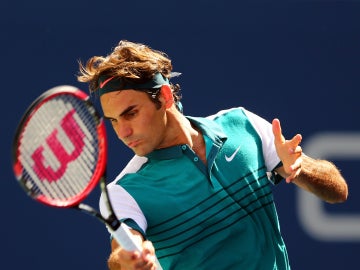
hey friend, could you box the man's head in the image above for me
[77,40,182,111]
[77,40,183,156]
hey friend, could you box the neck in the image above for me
[159,107,202,150]
[164,108,206,162]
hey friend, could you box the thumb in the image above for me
[272,118,283,143]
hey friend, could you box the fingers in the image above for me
[286,155,303,183]
[289,134,302,151]
[273,118,302,147]
[117,248,141,269]
[272,118,304,183]
[272,118,283,143]
[141,241,157,269]
[110,244,157,270]
[285,138,303,183]
[289,143,302,157]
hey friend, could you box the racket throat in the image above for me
[76,203,120,230]
[106,213,121,230]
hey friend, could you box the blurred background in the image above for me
[2,0,359,269]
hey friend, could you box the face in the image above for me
[100,89,168,156]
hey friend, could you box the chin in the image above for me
[133,148,150,157]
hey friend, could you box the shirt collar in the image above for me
[145,116,227,160]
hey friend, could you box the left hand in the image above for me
[272,118,303,183]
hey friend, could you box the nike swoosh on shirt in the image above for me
[225,145,241,162]
[99,76,115,89]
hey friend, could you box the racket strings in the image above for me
[19,95,100,203]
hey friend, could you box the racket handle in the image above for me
[112,224,163,270]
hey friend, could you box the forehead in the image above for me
[100,90,150,114]
[100,89,145,105]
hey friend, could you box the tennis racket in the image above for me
[12,85,162,269]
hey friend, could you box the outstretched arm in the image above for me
[272,118,348,204]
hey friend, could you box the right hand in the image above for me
[108,236,158,270]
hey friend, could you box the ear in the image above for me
[160,85,174,108]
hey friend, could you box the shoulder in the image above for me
[206,107,246,120]
[206,107,271,131]
[112,155,148,183]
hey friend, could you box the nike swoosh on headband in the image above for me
[99,76,115,89]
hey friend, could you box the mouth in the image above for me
[127,140,140,148]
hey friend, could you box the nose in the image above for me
[114,122,132,140]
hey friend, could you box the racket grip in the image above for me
[112,224,163,270]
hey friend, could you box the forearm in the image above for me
[292,154,348,203]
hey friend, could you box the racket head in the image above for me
[12,85,107,208]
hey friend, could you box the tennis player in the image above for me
[77,40,348,270]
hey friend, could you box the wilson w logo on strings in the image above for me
[31,109,86,182]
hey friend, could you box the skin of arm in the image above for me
[272,118,348,203]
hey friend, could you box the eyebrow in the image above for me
[103,105,137,119]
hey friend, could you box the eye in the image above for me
[106,118,117,125]
[123,110,138,120]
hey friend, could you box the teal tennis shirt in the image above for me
[100,107,290,270]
